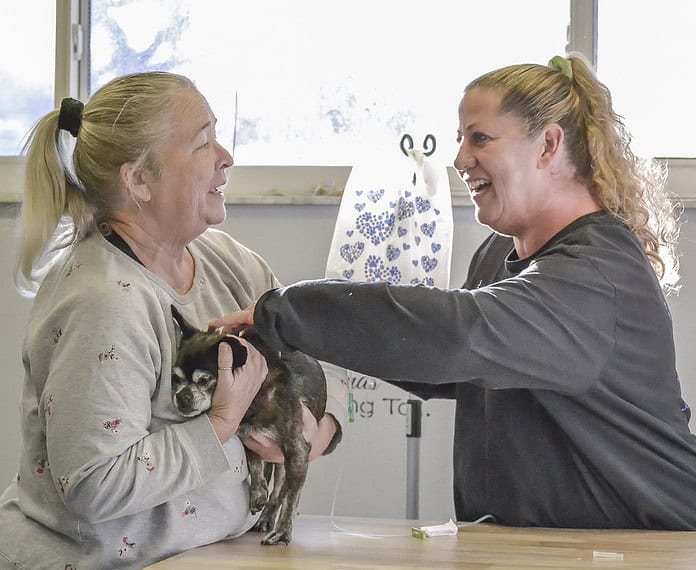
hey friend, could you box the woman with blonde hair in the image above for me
[0,71,346,569]
[214,54,696,529]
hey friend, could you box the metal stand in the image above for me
[406,399,422,519]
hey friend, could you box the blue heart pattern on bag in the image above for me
[340,242,365,263]
[397,198,415,221]
[420,221,436,238]
[367,188,385,203]
[421,256,438,273]
[336,183,447,286]
[415,196,431,213]
[356,211,396,246]
[364,254,402,283]
[386,244,401,261]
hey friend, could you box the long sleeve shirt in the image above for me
[251,211,696,529]
[0,228,347,569]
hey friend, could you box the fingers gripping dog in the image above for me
[170,306,327,545]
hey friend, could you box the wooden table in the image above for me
[146,514,696,569]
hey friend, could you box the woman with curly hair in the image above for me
[213,54,696,529]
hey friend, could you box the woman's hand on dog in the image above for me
[242,407,339,463]
[209,304,255,336]
[207,339,268,443]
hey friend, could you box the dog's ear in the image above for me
[171,305,199,347]
[226,336,248,368]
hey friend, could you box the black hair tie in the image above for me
[58,97,84,138]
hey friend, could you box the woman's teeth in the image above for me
[468,179,490,192]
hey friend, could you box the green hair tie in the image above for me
[548,55,573,81]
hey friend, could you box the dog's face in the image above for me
[171,306,247,417]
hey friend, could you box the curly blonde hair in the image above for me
[466,53,681,292]
[15,71,197,296]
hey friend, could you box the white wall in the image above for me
[1,203,695,522]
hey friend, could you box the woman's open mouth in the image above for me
[467,178,491,196]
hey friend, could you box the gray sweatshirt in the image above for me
[0,228,347,569]
[251,212,696,529]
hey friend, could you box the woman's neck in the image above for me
[107,219,195,294]
[513,184,602,259]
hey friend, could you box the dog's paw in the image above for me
[251,517,274,534]
[261,528,291,546]
[249,488,268,514]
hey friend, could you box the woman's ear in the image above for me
[119,162,152,204]
[538,123,565,168]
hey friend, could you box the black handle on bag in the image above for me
[400,133,437,157]
[423,134,436,156]
[400,134,415,156]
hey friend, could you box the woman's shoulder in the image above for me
[36,233,159,311]
[194,228,253,256]
[536,212,654,287]
[465,232,514,288]
[559,211,635,246]
[193,228,274,272]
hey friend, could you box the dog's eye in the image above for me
[192,369,215,384]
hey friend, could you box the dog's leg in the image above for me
[261,434,311,545]
[254,463,284,536]
[246,451,268,515]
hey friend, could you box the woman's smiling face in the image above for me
[454,87,548,237]
[144,88,233,243]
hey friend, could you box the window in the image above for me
[1,1,694,201]
[597,0,696,159]
[0,0,55,156]
[88,0,569,168]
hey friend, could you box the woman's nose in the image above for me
[216,140,234,168]
[453,145,476,177]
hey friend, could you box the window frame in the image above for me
[0,0,693,204]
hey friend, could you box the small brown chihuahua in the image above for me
[170,306,327,545]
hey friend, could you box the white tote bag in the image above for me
[326,135,453,288]
[324,135,454,429]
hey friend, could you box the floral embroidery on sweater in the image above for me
[118,536,135,557]
[65,263,82,277]
[98,345,120,362]
[136,451,155,472]
[103,418,122,435]
[182,500,198,518]
[233,457,245,474]
[56,475,69,493]
[36,459,49,475]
